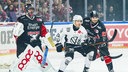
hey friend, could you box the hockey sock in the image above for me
[84,56,91,68]
[104,56,114,72]
[83,51,94,72]
[59,57,72,71]
[96,52,100,59]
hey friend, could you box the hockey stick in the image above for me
[99,48,123,59]
[91,29,117,46]
[50,21,54,33]
[90,29,122,59]
[42,46,49,65]
[108,54,122,59]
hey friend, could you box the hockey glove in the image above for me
[86,37,96,45]
[55,43,64,52]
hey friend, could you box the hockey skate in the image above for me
[58,70,63,72]
[109,69,114,72]
[83,67,89,72]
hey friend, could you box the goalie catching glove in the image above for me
[55,43,64,52]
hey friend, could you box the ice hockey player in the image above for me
[82,10,114,72]
[11,3,55,71]
[55,15,96,72]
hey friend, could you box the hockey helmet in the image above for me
[73,15,83,21]
[90,10,98,18]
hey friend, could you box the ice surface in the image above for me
[0,49,128,72]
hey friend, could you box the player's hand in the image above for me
[81,42,88,46]
[86,37,96,45]
[55,43,64,52]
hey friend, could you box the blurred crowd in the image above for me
[0,0,73,22]
[0,0,127,22]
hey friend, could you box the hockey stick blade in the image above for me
[107,29,117,42]
[109,54,123,59]
[91,29,117,46]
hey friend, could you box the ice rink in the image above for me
[0,48,128,72]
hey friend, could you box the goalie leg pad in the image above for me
[34,50,43,64]
[17,45,36,71]
[9,45,36,72]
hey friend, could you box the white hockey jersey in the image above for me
[56,24,88,45]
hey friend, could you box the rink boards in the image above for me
[0,22,128,55]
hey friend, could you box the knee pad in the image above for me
[65,57,72,65]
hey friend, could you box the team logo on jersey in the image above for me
[77,30,83,34]
[29,34,39,42]
[27,23,40,30]
[94,29,99,33]
[70,36,81,44]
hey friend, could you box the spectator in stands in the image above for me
[19,3,26,16]
[106,6,115,21]
[63,1,73,21]
[0,4,8,22]
[25,0,32,4]
[42,2,50,21]
[87,4,93,17]
[52,0,59,21]
[6,4,17,22]
[4,0,12,11]
[96,4,104,21]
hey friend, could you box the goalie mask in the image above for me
[25,4,35,19]
[25,4,35,12]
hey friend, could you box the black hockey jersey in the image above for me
[82,17,108,43]
[17,15,44,47]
